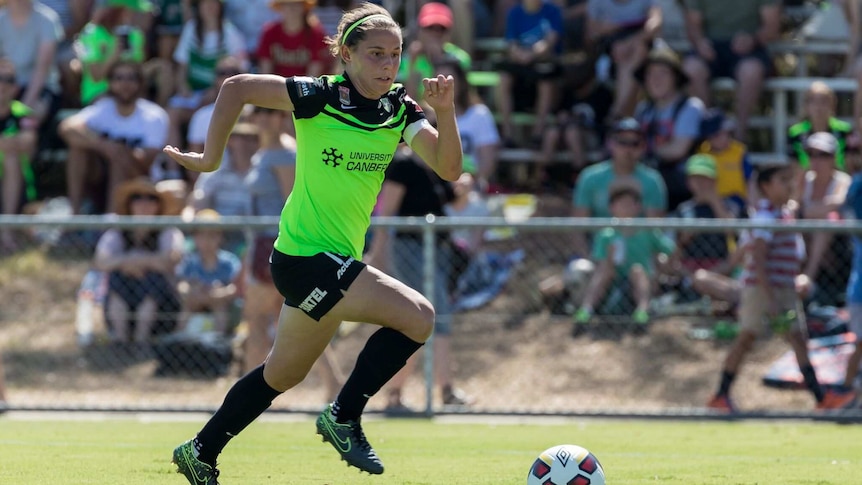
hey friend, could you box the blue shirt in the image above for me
[843,173,862,303]
[505,1,564,53]
[176,249,242,286]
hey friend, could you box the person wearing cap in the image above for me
[634,40,705,212]
[399,2,471,106]
[586,0,663,118]
[673,154,740,273]
[175,209,242,336]
[788,81,853,171]
[93,177,185,345]
[60,60,169,215]
[681,0,781,142]
[696,108,751,213]
[73,0,151,106]
[0,0,63,126]
[798,131,851,307]
[496,0,564,146]
[571,116,666,256]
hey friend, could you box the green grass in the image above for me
[1,415,861,484]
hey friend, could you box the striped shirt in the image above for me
[740,200,804,288]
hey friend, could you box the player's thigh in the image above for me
[329,264,435,342]
[264,305,342,390]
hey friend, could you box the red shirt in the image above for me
[256,21,329,78]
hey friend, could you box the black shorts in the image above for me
[270,249,366,321]
[690,40,772,79]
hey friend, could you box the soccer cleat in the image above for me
[706,394,736,413]
[316,404,384,474]
[817,388,858,410]
[632,309,650,325]
[573,308,592,324]
[172,440,220,485]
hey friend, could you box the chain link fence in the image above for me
[1,212,861,419]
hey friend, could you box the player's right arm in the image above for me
[163,74,296,173]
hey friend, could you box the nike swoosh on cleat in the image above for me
[183,447,205,484]
[322,419,352,453]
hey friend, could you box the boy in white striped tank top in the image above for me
[707,165,855,412]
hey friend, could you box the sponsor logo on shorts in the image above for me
[336,257,355,280]
[299,287,328,313]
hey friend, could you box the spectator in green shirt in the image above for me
[0,59,38,252]
[74,0,152,106]
[573,181,676,335]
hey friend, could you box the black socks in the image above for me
[800,364,824,402]
[717,370,735,397]
[333,327,424,422]
[195,365,282,466]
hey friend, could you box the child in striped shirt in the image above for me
[707,164,855,412]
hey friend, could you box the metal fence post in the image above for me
[422,214,436,417]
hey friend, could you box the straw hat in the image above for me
[114,177,183,216]
[634,41,688,87]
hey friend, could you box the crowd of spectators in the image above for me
[2,0,862,401]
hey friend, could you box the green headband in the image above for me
[341,14,391,45]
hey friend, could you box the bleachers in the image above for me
[469,37,858,168]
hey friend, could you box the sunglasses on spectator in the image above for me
[111,73,141,82]
[423,24,449,33]
[806,150,833,158]
[130,193,160,202]
[613,137,642,148]
[216,69,241,77]
[0,75,16,85]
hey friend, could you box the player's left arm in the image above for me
[410,75,463,181]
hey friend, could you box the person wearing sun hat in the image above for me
[398,2,471,105]
[94,176,185,346]
[634,39,705,213]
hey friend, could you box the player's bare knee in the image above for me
[404,299,435,342]
[262,364,309,392]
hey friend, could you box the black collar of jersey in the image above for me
[338,72,387,109]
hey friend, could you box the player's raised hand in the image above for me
[162,145,221,173]
[422,74,455,112]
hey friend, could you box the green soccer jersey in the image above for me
[276,74,429,259]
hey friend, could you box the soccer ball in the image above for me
[527,444,605,485]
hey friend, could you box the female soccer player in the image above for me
[164,2,462,483]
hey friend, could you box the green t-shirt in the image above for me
[592,227,676,276]
[572,162,667,217]
[0,100,36,201]
[683,0,780,41]
[276,74,429,259]
[77,23,146,105]
[397,43,471,98]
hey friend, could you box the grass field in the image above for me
[1,414,861,484]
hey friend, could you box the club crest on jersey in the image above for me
[378,97,392,113]
[338,86,351,106]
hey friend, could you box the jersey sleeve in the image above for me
[285,76,328,119]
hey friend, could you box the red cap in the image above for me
[418,2,453,29]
